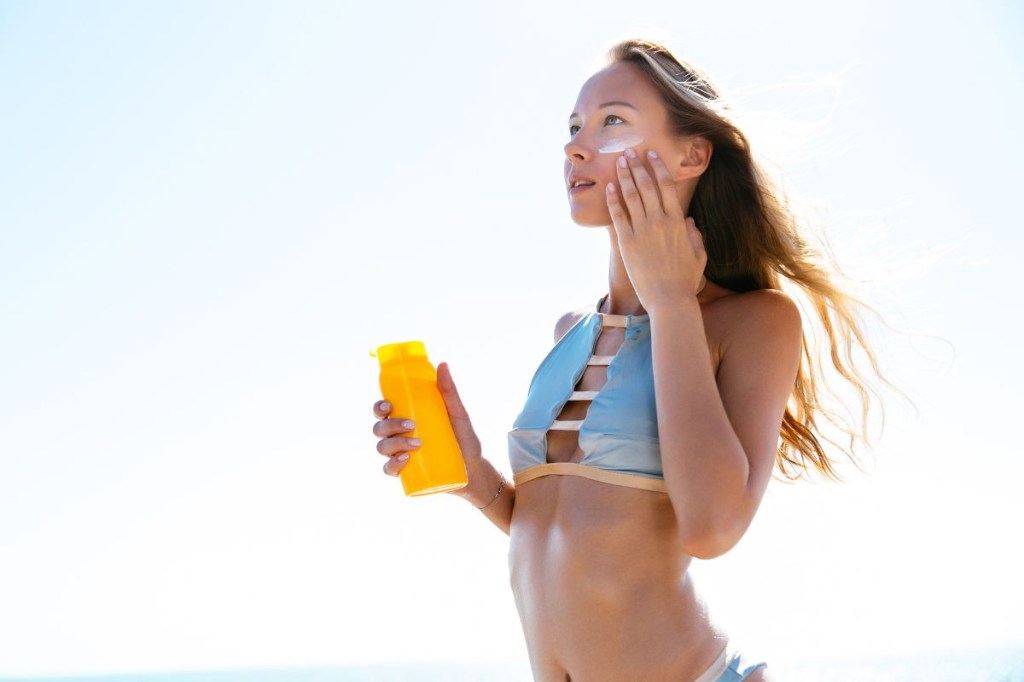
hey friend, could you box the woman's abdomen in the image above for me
[509,474,724,679]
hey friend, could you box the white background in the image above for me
[1,0,1021,676]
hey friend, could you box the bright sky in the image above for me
[1,0,1022,677]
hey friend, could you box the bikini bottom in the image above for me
[692,644,767,682]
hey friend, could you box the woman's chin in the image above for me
[569,207,613,228]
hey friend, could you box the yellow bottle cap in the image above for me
[375,340,427,364]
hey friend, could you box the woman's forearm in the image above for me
[648,298,751,556]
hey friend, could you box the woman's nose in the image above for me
[564,136,591,162]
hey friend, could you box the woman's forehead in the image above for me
[571,62,659,115]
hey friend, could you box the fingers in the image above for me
[614,150,646,227]
[605,182,631,236]
[612,148,686,230]
[686,217,706,254]
[623,147,663,214]
[372,400,416,476]
[372,400,392,419]
[376,433,419,457]
[376,425,417,477]
[372,415,415,440]
[436,362,469,420]
[686,216,709,292]
[437,362,483,459]
[647,151,684,221]
[686,216,709,268]
[383,452,409,477]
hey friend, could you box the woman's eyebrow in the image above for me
[569,101,640,118]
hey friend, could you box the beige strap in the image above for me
[588,355,614,366]
[514,463,668,493]
[600,313,628,328]
[549,419,583,431]
[568,390,598,401]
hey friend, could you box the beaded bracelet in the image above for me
[475,473,506,510]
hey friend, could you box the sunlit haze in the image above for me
[1,1,1021,677]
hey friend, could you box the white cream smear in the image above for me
[598,133,644,154]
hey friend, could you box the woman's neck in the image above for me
[603,227,645,316]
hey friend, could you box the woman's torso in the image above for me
[507,300,733,681]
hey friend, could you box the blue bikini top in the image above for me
[508,302,668,493]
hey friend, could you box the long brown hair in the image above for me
[609,39,889,479]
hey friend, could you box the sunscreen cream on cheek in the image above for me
[598,133,644,154]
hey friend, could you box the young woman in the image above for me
[372,39,883,682]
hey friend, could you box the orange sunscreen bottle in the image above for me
[376,341,468,496]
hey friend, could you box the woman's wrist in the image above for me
[474,471,506,510]
[460,460,505,509]
[641,277,705,316]
[646,291,702,321]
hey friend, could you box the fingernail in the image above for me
[402,420,415,430]
[397,453,410,462]
[617,156,627,168]
[381,401,391,411]
[606,182,615,194]
[625,147,637,159]
[407,438,422,447]
[647,150,658,159]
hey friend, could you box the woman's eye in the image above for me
[568,115,623,137]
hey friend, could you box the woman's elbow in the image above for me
[678,519,747,560]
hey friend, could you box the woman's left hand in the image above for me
[606,148,707,310]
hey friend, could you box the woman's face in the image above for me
[564,62,685,227]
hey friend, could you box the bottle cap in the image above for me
[376,340,427,364]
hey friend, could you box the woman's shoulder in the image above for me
[714,286,799,317]
[703,286,803,348]
[554,308,590,343]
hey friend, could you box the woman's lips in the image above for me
[568,179,597,196]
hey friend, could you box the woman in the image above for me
[372,39,883,681]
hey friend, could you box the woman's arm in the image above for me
[648,290,802,559]
[606,149,802,559]
[434,362,516,535]
[374,362,515,535]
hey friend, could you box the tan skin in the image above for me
[372,62,801,681]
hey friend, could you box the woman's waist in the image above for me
[509,543,693,610]
[509,532,715,671]
[509,476,687,591]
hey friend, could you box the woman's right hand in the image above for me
[372,361,484,483]
[371,399,419,477]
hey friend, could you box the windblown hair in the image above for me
[608,39,887,479]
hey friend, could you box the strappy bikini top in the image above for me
[508,301,668,493]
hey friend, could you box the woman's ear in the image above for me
[675,137,713,181]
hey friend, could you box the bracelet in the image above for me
[475,473,506,510]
